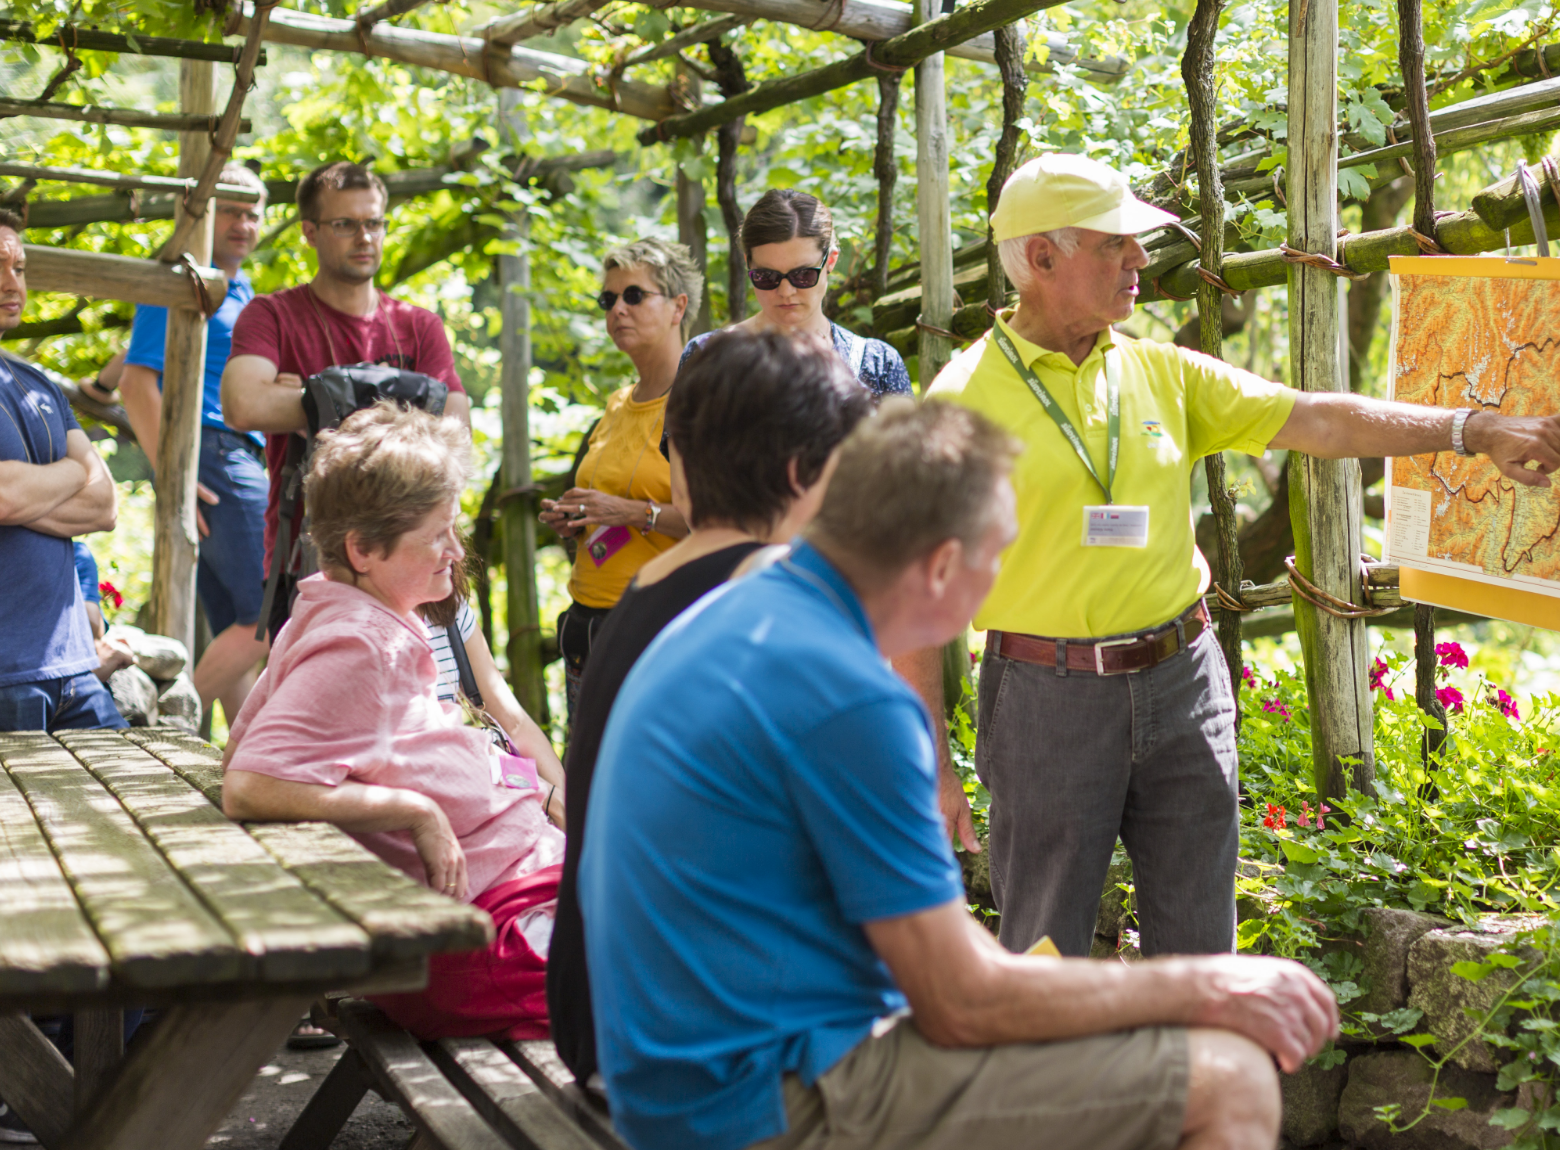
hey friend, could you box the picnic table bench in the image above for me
[0,728,628,1150]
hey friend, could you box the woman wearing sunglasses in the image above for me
[680,188,912,400]
[538,239,700,719]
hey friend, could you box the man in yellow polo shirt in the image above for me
[916,153,1560,958]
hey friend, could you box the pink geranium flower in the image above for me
[1436,641,1470,670]
[1436,685,1465,713]
[1369,657,1395,701]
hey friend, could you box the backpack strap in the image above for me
[446,619,484,709]
[255,433,307,641]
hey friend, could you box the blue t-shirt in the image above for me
[680,321,913,400]
[125,268,260,444]
[580,541,964,1150]
[73,541,100,604]
[0,355,97,686]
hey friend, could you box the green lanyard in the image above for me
[993,326,1120,505]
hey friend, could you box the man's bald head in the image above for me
[0,209,25,333]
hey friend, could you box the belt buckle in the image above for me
[1094,636,1138,675]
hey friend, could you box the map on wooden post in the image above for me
[1385,256,1560,631]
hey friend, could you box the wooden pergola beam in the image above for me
[622,15,752,68]
[356,0,436,32]
[0,101,252,133]
[0,162,262,202]
[0,20,264,65]
[230,4,678,121]
[476,0,614,48]
[678,0,1126,79]
[22,245,227,310]
[638,0,1063,144]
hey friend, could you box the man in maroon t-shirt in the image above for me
[222,160,471,577]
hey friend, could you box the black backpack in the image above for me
[256,363,449,645]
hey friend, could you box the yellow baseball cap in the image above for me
[990,153,1180,242]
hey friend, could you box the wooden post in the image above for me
[872,73,902,299]
[496,89,547,724]
[675,61,713,337]
[1286,0,1374,797]
[913,0,953,388]
[1182,0,1245,713]
[983,23,1025,310]
[146,60,216,656]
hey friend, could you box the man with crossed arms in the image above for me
[912,153,1560,959]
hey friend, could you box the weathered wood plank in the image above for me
[22,246,227,310]
[430,1038,602,1150]
[277,1046,373,1150]
[0,749,109,998]
[72,1009,122,1116]
[505,1041,626,1150]
[335,1000,512,1150]
[0,733,242,989]
[56,731,372,984]
[62,995,311,1150]
[121,728,224,808]
[247,822,493,962]
[0,1013,74,1149]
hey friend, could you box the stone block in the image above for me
[111,624,189,682]
[106,666,157,727]
[1356,907,1451,1016]
[1094,857,1133,941]
[1339,1051,1519,1149]
[153,672,202,734]
[1408,923,1536,1072]
[1282,1058,1348,1146]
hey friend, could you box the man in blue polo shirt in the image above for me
[106,164,270,724]
[582,400,1338,1150]
[0,209,121,734]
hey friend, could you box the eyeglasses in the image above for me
[313,216,387,238]
[747,262,827,292]
[596,285,663,310]
[216,204,264,225]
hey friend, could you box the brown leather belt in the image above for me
[990,602,1209,676]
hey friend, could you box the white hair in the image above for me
[997,228,1083,293]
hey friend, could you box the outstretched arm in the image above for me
[22,430,116,537]
[1270,391,1560,488]
[864,899,1338,1072]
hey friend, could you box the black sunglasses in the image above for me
[747,261,827,292]
[596,285,663,310]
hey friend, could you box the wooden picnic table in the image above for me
[0,727,494,1150]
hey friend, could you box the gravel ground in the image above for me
[204,1040,412,1150]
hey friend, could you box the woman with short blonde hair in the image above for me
[224,402,565,1041]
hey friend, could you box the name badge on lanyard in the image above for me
[994,327,1143,547]
[1083,505,1150,548]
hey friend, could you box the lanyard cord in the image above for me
[584,394,664,501]
[993,327,1120,505]
[0,371,53,465]
[303,286,406,372]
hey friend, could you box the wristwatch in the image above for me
[643,501,662,536]
[1451,408,1476,457]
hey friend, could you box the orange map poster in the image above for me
[1385,256,1560,630]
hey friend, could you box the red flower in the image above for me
[1436,641,1469,670]
[1241,665,1257,688]
[1369,657,1395,701]
[1264,803,1287,831]
[1436,685,1465,713]
[1494,688,1520,720]
[97,581,122,609]
[1262,697,1291,721]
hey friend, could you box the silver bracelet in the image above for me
[1451,408,1476,457]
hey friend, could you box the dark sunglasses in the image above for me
[596,285,663,310]
[747,262,827,291]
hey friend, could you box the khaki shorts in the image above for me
[749,1018,1188,1150]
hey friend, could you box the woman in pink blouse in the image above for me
[223,402,564,1040]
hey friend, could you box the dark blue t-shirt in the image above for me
[73,541,100,604]
[0,355,97,686]
[125,268,260,445]
[679,321,912,400]
[580,541,964,1150]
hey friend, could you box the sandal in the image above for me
[285,1018,342,1050]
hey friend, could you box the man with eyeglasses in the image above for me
[85,164,275,727]
[221,160,471,641]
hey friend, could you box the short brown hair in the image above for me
[667,330,870,532]
[297,161,386,222]
[740,188,834,262]
[0,207,23,234]
[807,399,1019,573]
[218,163,267,209]
[304,401,471,576]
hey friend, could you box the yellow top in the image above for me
[567,385,677,609]
[927,313,1297,638]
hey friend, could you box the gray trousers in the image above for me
[975,622,1239,958]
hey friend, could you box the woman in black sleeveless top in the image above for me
[548,330,872,1084]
